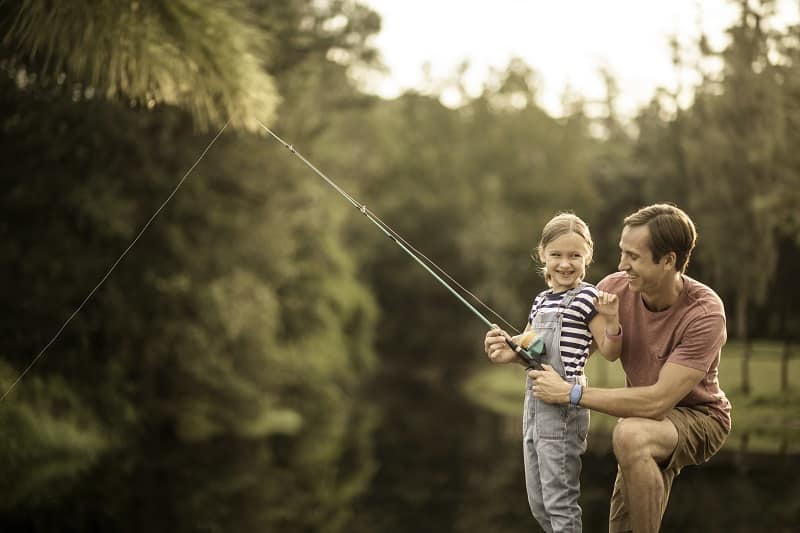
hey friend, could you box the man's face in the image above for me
[617,224,670,293]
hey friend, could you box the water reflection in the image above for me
[349,369,799,533]
[3,370,799,532]
[1,402,378,533]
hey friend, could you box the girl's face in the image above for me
[541,232,590,292]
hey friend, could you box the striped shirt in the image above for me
[527,284,599,377]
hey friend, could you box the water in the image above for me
[2,370,798,532]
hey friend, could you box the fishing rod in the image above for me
[258,122,544,370]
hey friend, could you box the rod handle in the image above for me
[505,337,544,371]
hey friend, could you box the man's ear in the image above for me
[662,251,677,270]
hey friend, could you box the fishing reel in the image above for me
[506,330,546,371]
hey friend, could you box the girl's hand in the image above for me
[484,326,517,364]
[595,290,619,317]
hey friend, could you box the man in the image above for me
[486,203,731,533]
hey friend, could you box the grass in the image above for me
[462,340,800,454]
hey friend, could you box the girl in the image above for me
[484,212,622,533]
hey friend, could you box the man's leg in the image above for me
[609,417,678,533]
[608,466,629,531]
[608,407,729,533]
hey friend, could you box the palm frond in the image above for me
[1,0,279,131]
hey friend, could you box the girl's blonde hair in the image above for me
[534,213,594,284]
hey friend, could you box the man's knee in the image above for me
[611,418,652,465]
[613,416,680,468]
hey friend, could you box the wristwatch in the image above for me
[569,383,583,406]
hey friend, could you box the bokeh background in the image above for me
[1,1,798,531]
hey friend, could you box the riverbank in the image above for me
[463,340,800,454]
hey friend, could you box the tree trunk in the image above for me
[781,340,791,393]
[737,293,750,395]
[741,339,752,395]
[735,431,750,473]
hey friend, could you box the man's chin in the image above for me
[626,277,642,292]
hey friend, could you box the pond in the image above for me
[2,369,798,532]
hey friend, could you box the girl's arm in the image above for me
[588,290,622,362]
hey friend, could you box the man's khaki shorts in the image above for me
[608,406,730,532]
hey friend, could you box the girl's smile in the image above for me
[542,232,590,292]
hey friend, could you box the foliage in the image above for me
[0,360,109,509]
[0,0,282,131]
[0,0,383,529]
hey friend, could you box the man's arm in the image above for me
[529,362,705,419]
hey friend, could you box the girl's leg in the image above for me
[537,403,588,533]
[523,388,553,532]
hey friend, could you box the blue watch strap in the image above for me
[569,383,583,406]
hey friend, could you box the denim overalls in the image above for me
[523,284,591,533]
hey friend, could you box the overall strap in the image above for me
[558,283,586,312]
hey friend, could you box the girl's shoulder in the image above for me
[576,282,599,298]
[530,289,551,309]
[571,283,600,313]
[536,288,552,299]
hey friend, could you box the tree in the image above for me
[0,1,386,527]
[0,0,286,131]
[679,0,792,393]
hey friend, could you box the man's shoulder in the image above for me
[596,272,629,293]
[683,275,725,315]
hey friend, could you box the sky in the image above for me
[359,0,799,117]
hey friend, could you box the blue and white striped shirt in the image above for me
[527,284,599,377]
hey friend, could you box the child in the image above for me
[484,212,622,533]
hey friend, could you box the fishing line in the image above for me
[0,119,231,402]
[364,207,521,334]
[258,121,519,332]
[259,122,544,369]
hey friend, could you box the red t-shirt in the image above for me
[597,271,732,430]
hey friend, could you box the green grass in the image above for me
[462,340,800,454]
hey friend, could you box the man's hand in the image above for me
[527,364,572,404]
[484,326,517,364]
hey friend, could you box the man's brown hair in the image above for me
[623,203,697,273]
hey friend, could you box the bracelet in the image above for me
[569,383,583,406]
[605,324,622,340]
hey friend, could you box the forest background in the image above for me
[1,0,798,531]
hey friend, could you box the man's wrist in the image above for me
[569,383,584,406]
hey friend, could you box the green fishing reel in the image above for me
[506,333,546,371]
